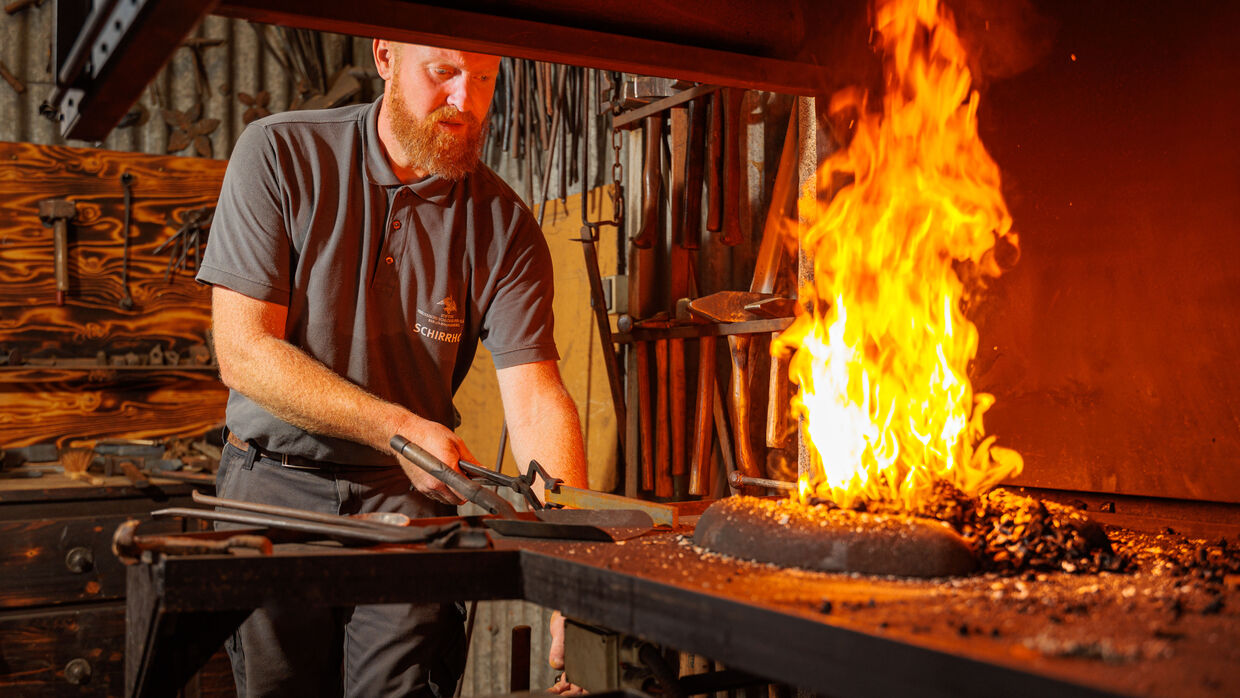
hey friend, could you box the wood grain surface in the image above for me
[0,141,227,448]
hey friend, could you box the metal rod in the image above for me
[728,471,794,492]
[191,489,412,531]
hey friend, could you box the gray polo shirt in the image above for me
[197,97,558,466]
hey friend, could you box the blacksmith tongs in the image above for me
[457,459,561,511]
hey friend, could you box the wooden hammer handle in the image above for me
[635,341,654,491]
[632,114,664,249]
[689,335,716,496]
[727,334,761,490]
[670,337,687,478]
[654,338,673,498]
[766,335,795,449]
[682,96,708,250]
[705,92,723,233]
[719,88,746,246]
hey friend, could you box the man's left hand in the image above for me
[548,611,587,695]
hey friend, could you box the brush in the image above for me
[59,448,104,486]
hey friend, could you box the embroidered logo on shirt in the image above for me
[439,295,459,318]
[415,294,464,344]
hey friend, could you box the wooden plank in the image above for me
[0,141,227,448]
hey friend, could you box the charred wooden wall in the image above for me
[0,141,228,448]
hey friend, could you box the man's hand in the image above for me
[391,417,478,506]
[548,611,587,695]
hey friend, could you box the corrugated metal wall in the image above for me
[0,10,378,158]
[0,7,567,694]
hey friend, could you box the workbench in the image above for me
[0,472,232,696]
[125,520,1239,698]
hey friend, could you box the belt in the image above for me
[225,432,381,471]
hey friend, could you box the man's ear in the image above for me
[373,39,396,81]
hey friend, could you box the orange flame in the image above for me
[775,0,1022,510]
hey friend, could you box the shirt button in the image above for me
[385,256,395,265]
[392,220,402,230]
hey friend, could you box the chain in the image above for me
[610,125,625,219]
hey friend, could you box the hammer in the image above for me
[112,518,273,564]
[38,199,77,306]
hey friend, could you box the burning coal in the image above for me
[776,0,1022,510]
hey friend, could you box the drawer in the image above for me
[0,603,236,697]
[0,516,184,609]
[0,603,126,696]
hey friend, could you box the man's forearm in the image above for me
[498,362,589,492]
[217,332,406,455]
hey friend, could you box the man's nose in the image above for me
[446,77,479,114]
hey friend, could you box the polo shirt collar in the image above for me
[361,94,459,205]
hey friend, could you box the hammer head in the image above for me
[38,198,77,225]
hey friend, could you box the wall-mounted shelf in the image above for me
[0,366,220,385]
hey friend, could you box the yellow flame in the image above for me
[775,0,1022,510]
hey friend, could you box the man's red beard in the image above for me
[387,90,487,181]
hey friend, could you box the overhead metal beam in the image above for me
[48,0,844,141]
[48,0,218,141]
[213,0,830,95]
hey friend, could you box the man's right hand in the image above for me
[391,417,478,506]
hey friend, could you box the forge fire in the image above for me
[776,0,1022,511]
[704,0,1106,579]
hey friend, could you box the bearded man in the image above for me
[197,40,587,697]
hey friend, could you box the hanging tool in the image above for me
[37,199,77,306]
[654,336,672,498]
[670,335,687,487]
[155,206,213,281]
[682,97,708,250]
[689,333,716,496]
[719,88,746,246]
[667,107,692,496]
[688,292,791,494]
[631,114,663,249]
[752,111,801,451]
[705,92,724,233]
[118,172,135,309]
[573,69,627,459]
[634,338,654,491]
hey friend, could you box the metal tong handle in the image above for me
[390,434,519,519]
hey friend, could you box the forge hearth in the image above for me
[694,496,978,577]
[694,489,1128,578]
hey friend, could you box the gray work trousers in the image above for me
[216,439,466,698]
